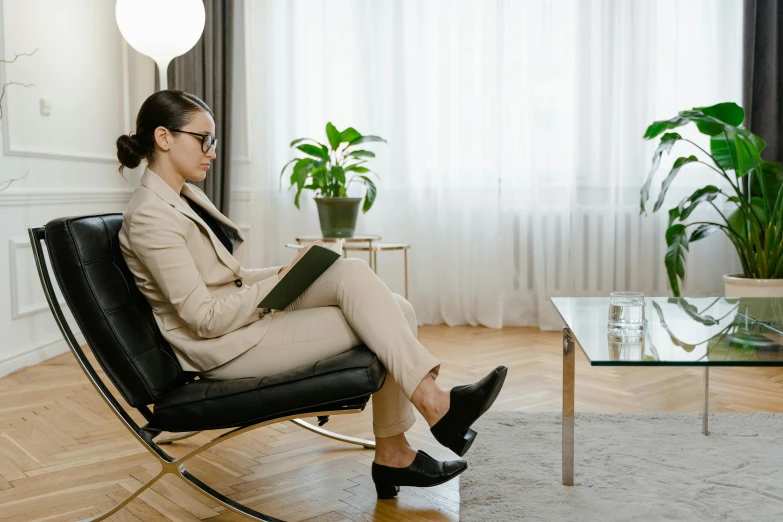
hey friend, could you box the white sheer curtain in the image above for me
[241,0,743,329]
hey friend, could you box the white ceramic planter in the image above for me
[723,274,783,297]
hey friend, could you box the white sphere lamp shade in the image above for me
[116,0,205,90]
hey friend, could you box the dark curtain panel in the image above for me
[155,0,234,215]
[743,0,783,162]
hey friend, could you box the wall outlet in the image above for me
[39,98,52,116]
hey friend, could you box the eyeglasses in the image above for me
[169,129,218,153]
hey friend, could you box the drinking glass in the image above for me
[608,292,645,336]
[607,333,646,361]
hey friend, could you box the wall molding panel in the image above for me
[0,188,134,207]
[8,237,60,320]
[0,188,254,207]
[0,0,132,163]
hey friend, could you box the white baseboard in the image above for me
[0,333,84,379]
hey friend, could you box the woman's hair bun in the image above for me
[116,133,146,173]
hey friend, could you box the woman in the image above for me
[117,90,507,499]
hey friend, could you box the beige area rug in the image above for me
[459,412,783,521]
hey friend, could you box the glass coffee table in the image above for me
[551,297,783,486]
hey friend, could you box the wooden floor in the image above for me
[2,325,783,521]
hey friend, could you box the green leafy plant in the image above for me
[641,102,783,296]
[280,122,387,213]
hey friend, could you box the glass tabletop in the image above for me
[551,297,783,366]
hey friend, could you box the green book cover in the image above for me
[257,245,341,311]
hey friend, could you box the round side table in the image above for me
[296,234,382,270]
[343,242,411,299]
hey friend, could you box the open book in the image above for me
[258,241,343,311]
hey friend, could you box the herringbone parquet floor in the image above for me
[2,325,783,521]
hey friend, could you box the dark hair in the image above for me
[116,89,213,175]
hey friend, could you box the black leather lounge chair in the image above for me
[28,214,386,522]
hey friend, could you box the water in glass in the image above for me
[608,292,644,335]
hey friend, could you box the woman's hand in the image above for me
[278,240,324,279]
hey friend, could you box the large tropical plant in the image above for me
[280,122,387,213]
[640,102,783,297]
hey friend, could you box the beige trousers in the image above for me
[201,258,441,438]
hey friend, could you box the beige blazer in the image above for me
[119,167,283,372]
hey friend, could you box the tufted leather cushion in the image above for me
[43,214,386,425]
[151,345,385,431]
[45,214,189,406]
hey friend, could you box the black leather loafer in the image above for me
[430,365,508,456]
[371,450,467,499]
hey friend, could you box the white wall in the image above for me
[0,0,155,378]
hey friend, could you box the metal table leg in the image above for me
[563,327,575,486]
[404,248,408,299]
[702,366,709,436]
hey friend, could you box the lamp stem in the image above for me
[156,58,172,91]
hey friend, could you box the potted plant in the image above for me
[640,102,783,298]
[280,122,387,238]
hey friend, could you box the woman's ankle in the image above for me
[374,435,417,468]
[423,390,450,426]
[412,377,451,427]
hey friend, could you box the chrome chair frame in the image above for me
[29,227,375,522]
